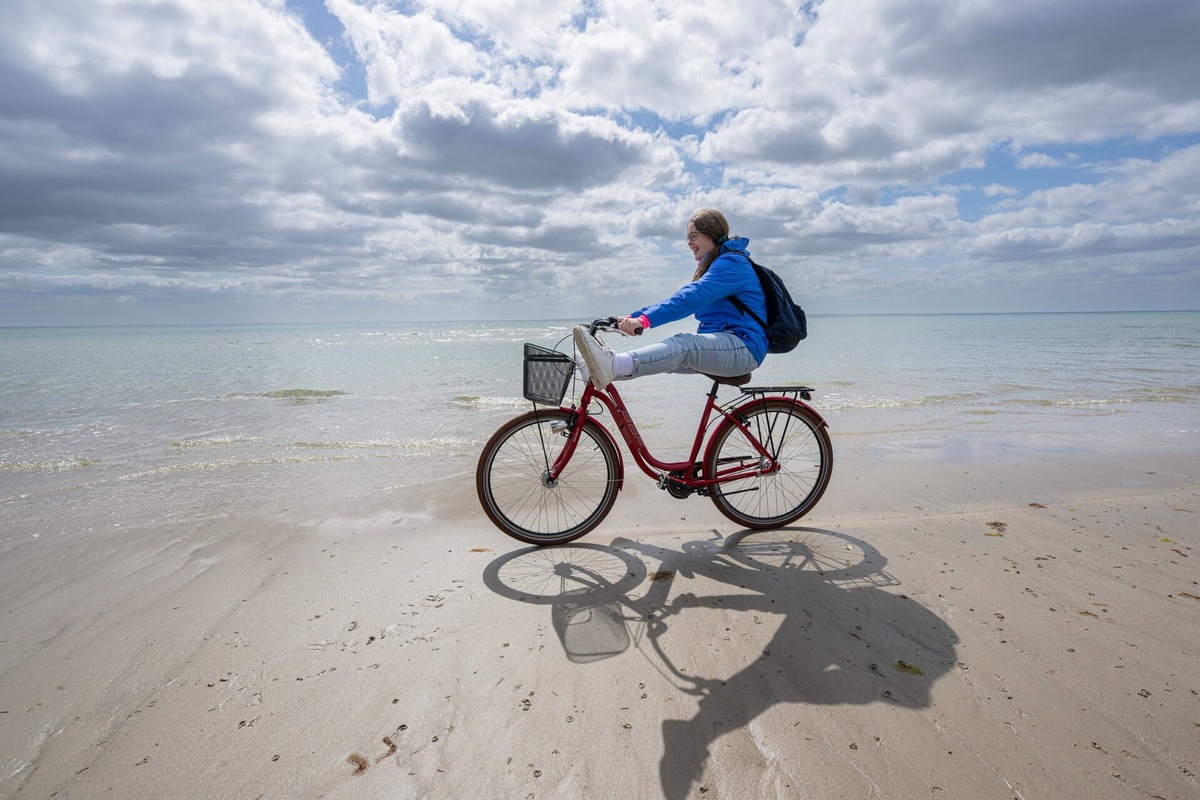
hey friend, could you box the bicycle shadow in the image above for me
[481,528,959,800]
[481,541,650,663]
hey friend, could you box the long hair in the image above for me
[690,208,731,281]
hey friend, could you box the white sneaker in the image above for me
[573,325,615,390]
[574,353,590,385]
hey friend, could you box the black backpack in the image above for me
[729,259,808,354]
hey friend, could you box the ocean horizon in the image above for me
[5,307,1199,331]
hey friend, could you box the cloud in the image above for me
[396,100,656,191]
[1,0,1199,325]
[982,184,1019,198]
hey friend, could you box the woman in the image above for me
[574,208,768,389]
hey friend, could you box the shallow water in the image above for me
[2,312,1197,538]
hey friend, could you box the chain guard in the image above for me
[659,467,703,499]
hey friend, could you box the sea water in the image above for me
[2,312,1197,539]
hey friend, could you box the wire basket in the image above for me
[523,343,575,405]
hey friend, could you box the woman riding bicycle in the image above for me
[574,208,769,390]
[479,218,830,543]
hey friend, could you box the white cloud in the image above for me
[331,0,488,104]
[1016,152,1067,170]
[983,184,1019,198]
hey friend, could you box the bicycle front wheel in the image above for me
[704,399,832,529]
[476,408,621,545]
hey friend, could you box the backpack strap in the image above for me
[716,246,767,329]
[728,295,766,329]
[729,255,767,329]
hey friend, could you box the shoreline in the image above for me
[1,442,1197,798]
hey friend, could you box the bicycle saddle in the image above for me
[703,372,752,386]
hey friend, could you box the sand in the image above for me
[2,442,1198,799]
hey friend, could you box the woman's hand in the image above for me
[617,316,644,336]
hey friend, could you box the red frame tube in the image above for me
[549,381,787,488]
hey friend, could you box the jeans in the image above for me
[627,332,760,379]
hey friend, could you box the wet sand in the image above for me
[2,444,1198,799]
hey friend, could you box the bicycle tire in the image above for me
[704,398,832,529]
[476,408,621,545]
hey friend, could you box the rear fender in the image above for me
[755,395,829,428]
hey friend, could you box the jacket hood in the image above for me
[719,236,751,254]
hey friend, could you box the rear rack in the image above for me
[741,385,813,401]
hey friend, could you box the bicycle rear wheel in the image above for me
[476,408,621,545]
[705,399,832,529]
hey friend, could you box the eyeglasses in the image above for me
[686,232,704,244]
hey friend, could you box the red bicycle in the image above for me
[476,318,833,545]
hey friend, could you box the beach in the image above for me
[2,440,1197,799]
[2,315,1198,798]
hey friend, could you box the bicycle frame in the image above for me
[548,379,801,492]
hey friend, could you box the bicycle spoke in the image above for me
[477,409,620,545]
[705,400,832,529]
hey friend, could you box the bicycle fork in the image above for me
[542,411,586,483]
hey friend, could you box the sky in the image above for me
[1,0,1199,326]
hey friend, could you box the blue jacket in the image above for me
[631,237,769,365]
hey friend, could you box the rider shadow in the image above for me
[482,528,959,800]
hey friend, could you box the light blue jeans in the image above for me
[627,332,760,379]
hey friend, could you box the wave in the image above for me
[286,437,476,450]
[259,389,346,400]
[451,395,534,410]
[819,386,1198,413]
[819,391,990,411]
[1036,398,1133,408]
[219,389,347,403]
[0,440,483,504]
[171,436,259,448]
[1,458,97,473]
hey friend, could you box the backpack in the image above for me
[729,259,808,354]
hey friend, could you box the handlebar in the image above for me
[588,316,644,337]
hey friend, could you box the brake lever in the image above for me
[603,316,643,336]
